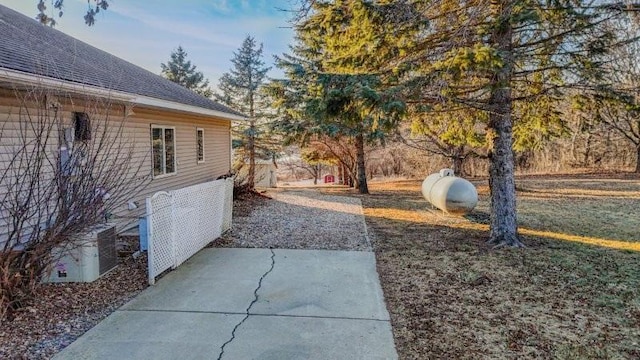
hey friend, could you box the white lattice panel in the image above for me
[173,180,225,266]
[146,179,232,284]
[146,192,173,285]
[222,178,233,232]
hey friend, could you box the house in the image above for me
[0,4,245,239]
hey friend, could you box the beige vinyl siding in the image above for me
[0,89,232,238]
[122,108,232,225]
[0,90,66,245]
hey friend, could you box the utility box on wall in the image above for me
[45,224,118,283]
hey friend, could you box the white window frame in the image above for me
[151,125,177,178]
[196,127,205,163]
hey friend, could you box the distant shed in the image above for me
[238,159,277,188]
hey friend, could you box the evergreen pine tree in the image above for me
[294,0,636,247]
[161,46,212,98]
[267,2,406,194]
[216,36,272,189]
[407,1,631,247]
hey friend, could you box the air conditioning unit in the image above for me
[45,224,118,283]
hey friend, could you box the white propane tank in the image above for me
[421,169,478,214]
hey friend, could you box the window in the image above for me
[196,128,205,163]
[151,125,176,177]
[74,112,91,141]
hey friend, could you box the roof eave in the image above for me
[0,68,248,121]
[135,96,247,121]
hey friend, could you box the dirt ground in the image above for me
[343,174,640,359]
[0,254,148,359]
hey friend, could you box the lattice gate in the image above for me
[145,178,233,284]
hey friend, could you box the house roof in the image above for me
[0,4,245,120]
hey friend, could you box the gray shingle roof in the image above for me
[0,4,244,118]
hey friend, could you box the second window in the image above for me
[196,128,205,163]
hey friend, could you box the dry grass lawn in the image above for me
[325,174,640,359]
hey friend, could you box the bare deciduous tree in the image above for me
[36,0,109,26]
[0,86,149,319]
[591,21,640,173]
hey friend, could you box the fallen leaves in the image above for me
[0,254,147,359]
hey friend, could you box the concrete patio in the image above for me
[53,248,397,359]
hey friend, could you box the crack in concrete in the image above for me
[216,248,276,360]
[119,308,389,322]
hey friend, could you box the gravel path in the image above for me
[217,189,371,251]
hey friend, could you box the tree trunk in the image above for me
[247,120,256,189]
[583,133,593,166]
[487,0,523,248]
[452,156,463,177]
[488,114,522,247]
[344,163,356,187]
[345,165,355,187]
[355,133,369,194]
[636,144,640,173]
[452,146,466,177]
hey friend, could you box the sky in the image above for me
[0,0,296,90]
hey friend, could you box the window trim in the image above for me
[151,124,177,179]
[196,127,205,164]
